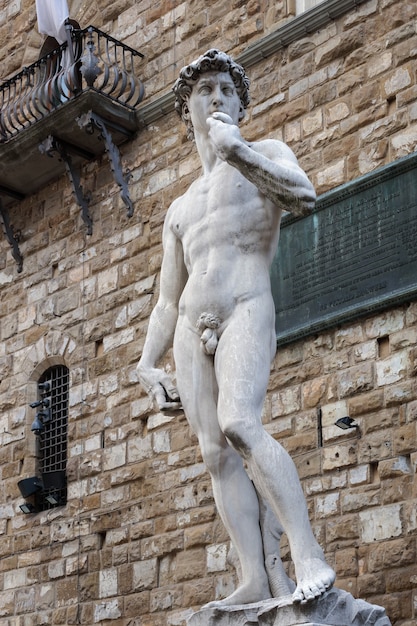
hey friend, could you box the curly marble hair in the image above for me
[172,49,250,140]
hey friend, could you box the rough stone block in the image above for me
[376,352,408,386]
[341,487,380,513]
[316,159,345,193]
[99,568,118,598]
[322,442,357,472]
[302,377,328,408]
[378,456,412,479]
[338,363,374,398]
[393,423,417,455]
[271,387,301,417]
[206,543,228,573]
[335,548,358,578]
[368,538,416,572]
[94,599,122,622]
[348,464,371,486]
[359,503,402,543]
[133,558,158,591]
[315,492,340,518]
[141,530,184,559]
[384,67,412,98]
[175,548,206,582]
[187,588,391,626]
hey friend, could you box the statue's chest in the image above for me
[194,168,256,219]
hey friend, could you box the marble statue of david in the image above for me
[137,48,335,607]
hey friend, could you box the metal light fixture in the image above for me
[19,502,36,514]
[45,494,59,506]
[30,392,51,436]
[18,476,43,498]
[335,416,358,431]
[31,415,45,435]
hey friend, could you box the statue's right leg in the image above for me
[173,320,272,607]
[213,304,336,605]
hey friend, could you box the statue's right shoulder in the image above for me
[166,179,198,222]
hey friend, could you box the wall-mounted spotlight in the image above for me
[45,494,59,506]
[19,502,37,514]
[18,476,43,498]
[18,477,43,514]
[335,416,360,433]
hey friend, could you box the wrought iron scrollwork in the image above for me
[80,27,102,88]
[39,135,93,235]
[0,26,144,142]
[78,111,135,218]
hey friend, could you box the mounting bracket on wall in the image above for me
[39,136,93,235]
[78,111,135,219]
[0,199,23,272]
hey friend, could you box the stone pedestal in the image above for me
[187,588,392,626]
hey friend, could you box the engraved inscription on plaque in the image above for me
[271,152,417,345]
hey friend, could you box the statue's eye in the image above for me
[198,85,211,95]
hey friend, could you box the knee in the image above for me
[221,420,256,459]
[199,435,247,476]
[199,439,228,475]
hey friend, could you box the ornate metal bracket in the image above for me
[0,198,23,272]
[39,136,93,235]
[78,111,134,218]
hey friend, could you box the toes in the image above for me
[292,588,304,603]
[325,572,336,589]
[315,579,327,594]
[292,585,312,603]
[292,581,327,604]
[301,584,319,603]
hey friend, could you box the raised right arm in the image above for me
[137,200,188,408]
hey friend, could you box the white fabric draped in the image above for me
[35,0,70,44]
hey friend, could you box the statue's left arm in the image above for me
[207,113,315,216]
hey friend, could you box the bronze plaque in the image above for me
[271,152,417,346]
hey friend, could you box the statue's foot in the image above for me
[202,581,271,609]
[292,557,335,604]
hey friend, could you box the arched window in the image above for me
[32,365,69,510]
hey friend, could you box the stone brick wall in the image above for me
[0,0,416,624]
[268,307,417,624]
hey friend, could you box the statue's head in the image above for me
[173,49,250,140]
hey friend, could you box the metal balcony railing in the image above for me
[0,25,145,142]
[0,26,146,272]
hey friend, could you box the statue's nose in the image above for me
[211,86,223,105]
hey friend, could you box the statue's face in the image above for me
[187,71,241,136]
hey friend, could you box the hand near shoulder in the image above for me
[137,364,182,411]
[207,119,316,216]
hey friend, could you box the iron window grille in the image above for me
[35,365,69,510]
